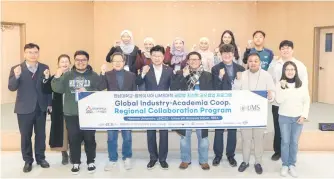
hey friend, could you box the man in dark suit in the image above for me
[100,52,137,171]
[211,44,245,168]
[136,45,173,170]
[8,43,51,172]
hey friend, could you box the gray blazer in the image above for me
[8,62,51,114]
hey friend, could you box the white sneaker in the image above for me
[280,166,289,177]
[87,163,96,174]
[124,158,132,170]
[289,165,298,178]
[104,161,117,171]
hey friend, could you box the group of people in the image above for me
[8,29,310,178]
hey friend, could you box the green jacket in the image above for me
[51,65,103,116]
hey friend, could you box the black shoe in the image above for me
[271,153,281,161]
[23,163,32,173]
[212,156,222,166]
[238,162,249,172]
[62,151,69,165]
[254,163,263,174]
[227,156,237,167]
[160,161,169,170]
[37,160,50,168]
[71,164,80,175]
[87,163,96,174]
[147,160,157,170]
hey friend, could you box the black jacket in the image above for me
[105,46,139,74]
[211,62,245,91]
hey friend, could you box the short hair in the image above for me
[110,52,126,62]
[150,45,165,55]
[253,30,266,38]
[219,44,235,54]
[57,54,71,64]
[247,52,261,61]
[74,50,89,60]
[186,51,202,60]
[279,40,294,49]
[24,43,40,51]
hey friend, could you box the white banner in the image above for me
[78,90,268,130]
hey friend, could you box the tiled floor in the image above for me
[1,151,334,178]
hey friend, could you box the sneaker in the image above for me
[87,163,96,174]
[289,165,298,178]
[238,162,249,172]
[254,163,263,174]
[124,158,132,170]
[271,153,281,161]
[160,161,169,170]
[227,157,237,167]
[147,160,157,170]
[104,161,117,171]
[280,166,289,177]
[71,164,80,175]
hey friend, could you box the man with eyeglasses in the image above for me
[51,50,105,175]
[267,40,308,161]
[136,45,174,170]
[99,52,137,171]
[8,43,52,173]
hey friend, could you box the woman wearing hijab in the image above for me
[193,37,214,72]
[164,37,188,71]
[105,30,139,74]
[136,37,155,72]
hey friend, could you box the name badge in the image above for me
[174,64,181,71]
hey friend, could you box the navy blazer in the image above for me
[136,64,173,91]
[101,70,137,91]
[8,62,51,114]
[211,62,245,90]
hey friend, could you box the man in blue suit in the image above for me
[136,45,173,170]
[8,43,51,173]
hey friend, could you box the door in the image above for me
[318,28,334,104]
[1,24,21,104]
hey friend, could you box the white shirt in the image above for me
[233,69,276,102]
[275,82,310,119]
[141,64,163,85]
[268,58,308,106]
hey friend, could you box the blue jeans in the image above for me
[279,115,303,167]
[180,129,209,164]
[107,130,132,162]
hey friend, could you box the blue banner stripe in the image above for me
[79,92,95,100]
[252,91,267,98]
[80,125,267,130]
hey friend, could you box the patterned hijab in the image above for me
[143,37,155,58]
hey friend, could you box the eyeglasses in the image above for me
[188,58,200,61]
[112,60,124,63]
[151,55,163,58]
[285,69,295,72]
[75,59,88,63]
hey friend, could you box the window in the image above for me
[325,33,332,52]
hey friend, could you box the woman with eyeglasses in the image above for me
[275,61,310,178]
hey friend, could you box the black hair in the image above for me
[253,30,266,38]
[186,51,202,60]
[57,54,71,64]
[219,44,235,54]
[24,43,40,51]
[110,52,126,62]
[74,50,89,60]
[247,52,261,60]
[219,30,239,60]
[279,40,294,49]
[280,61,302,88]
[150,45,165,55]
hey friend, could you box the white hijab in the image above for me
[143,37,155,58]
[120,30,135,54]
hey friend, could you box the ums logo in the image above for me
[240,104,260,112]
[86,106,107,114]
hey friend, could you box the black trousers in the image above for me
[64,115,96,164]
[17,107,46,164]
[213,129,237,158]
[147,130,168,162]
[272,105,281,154]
